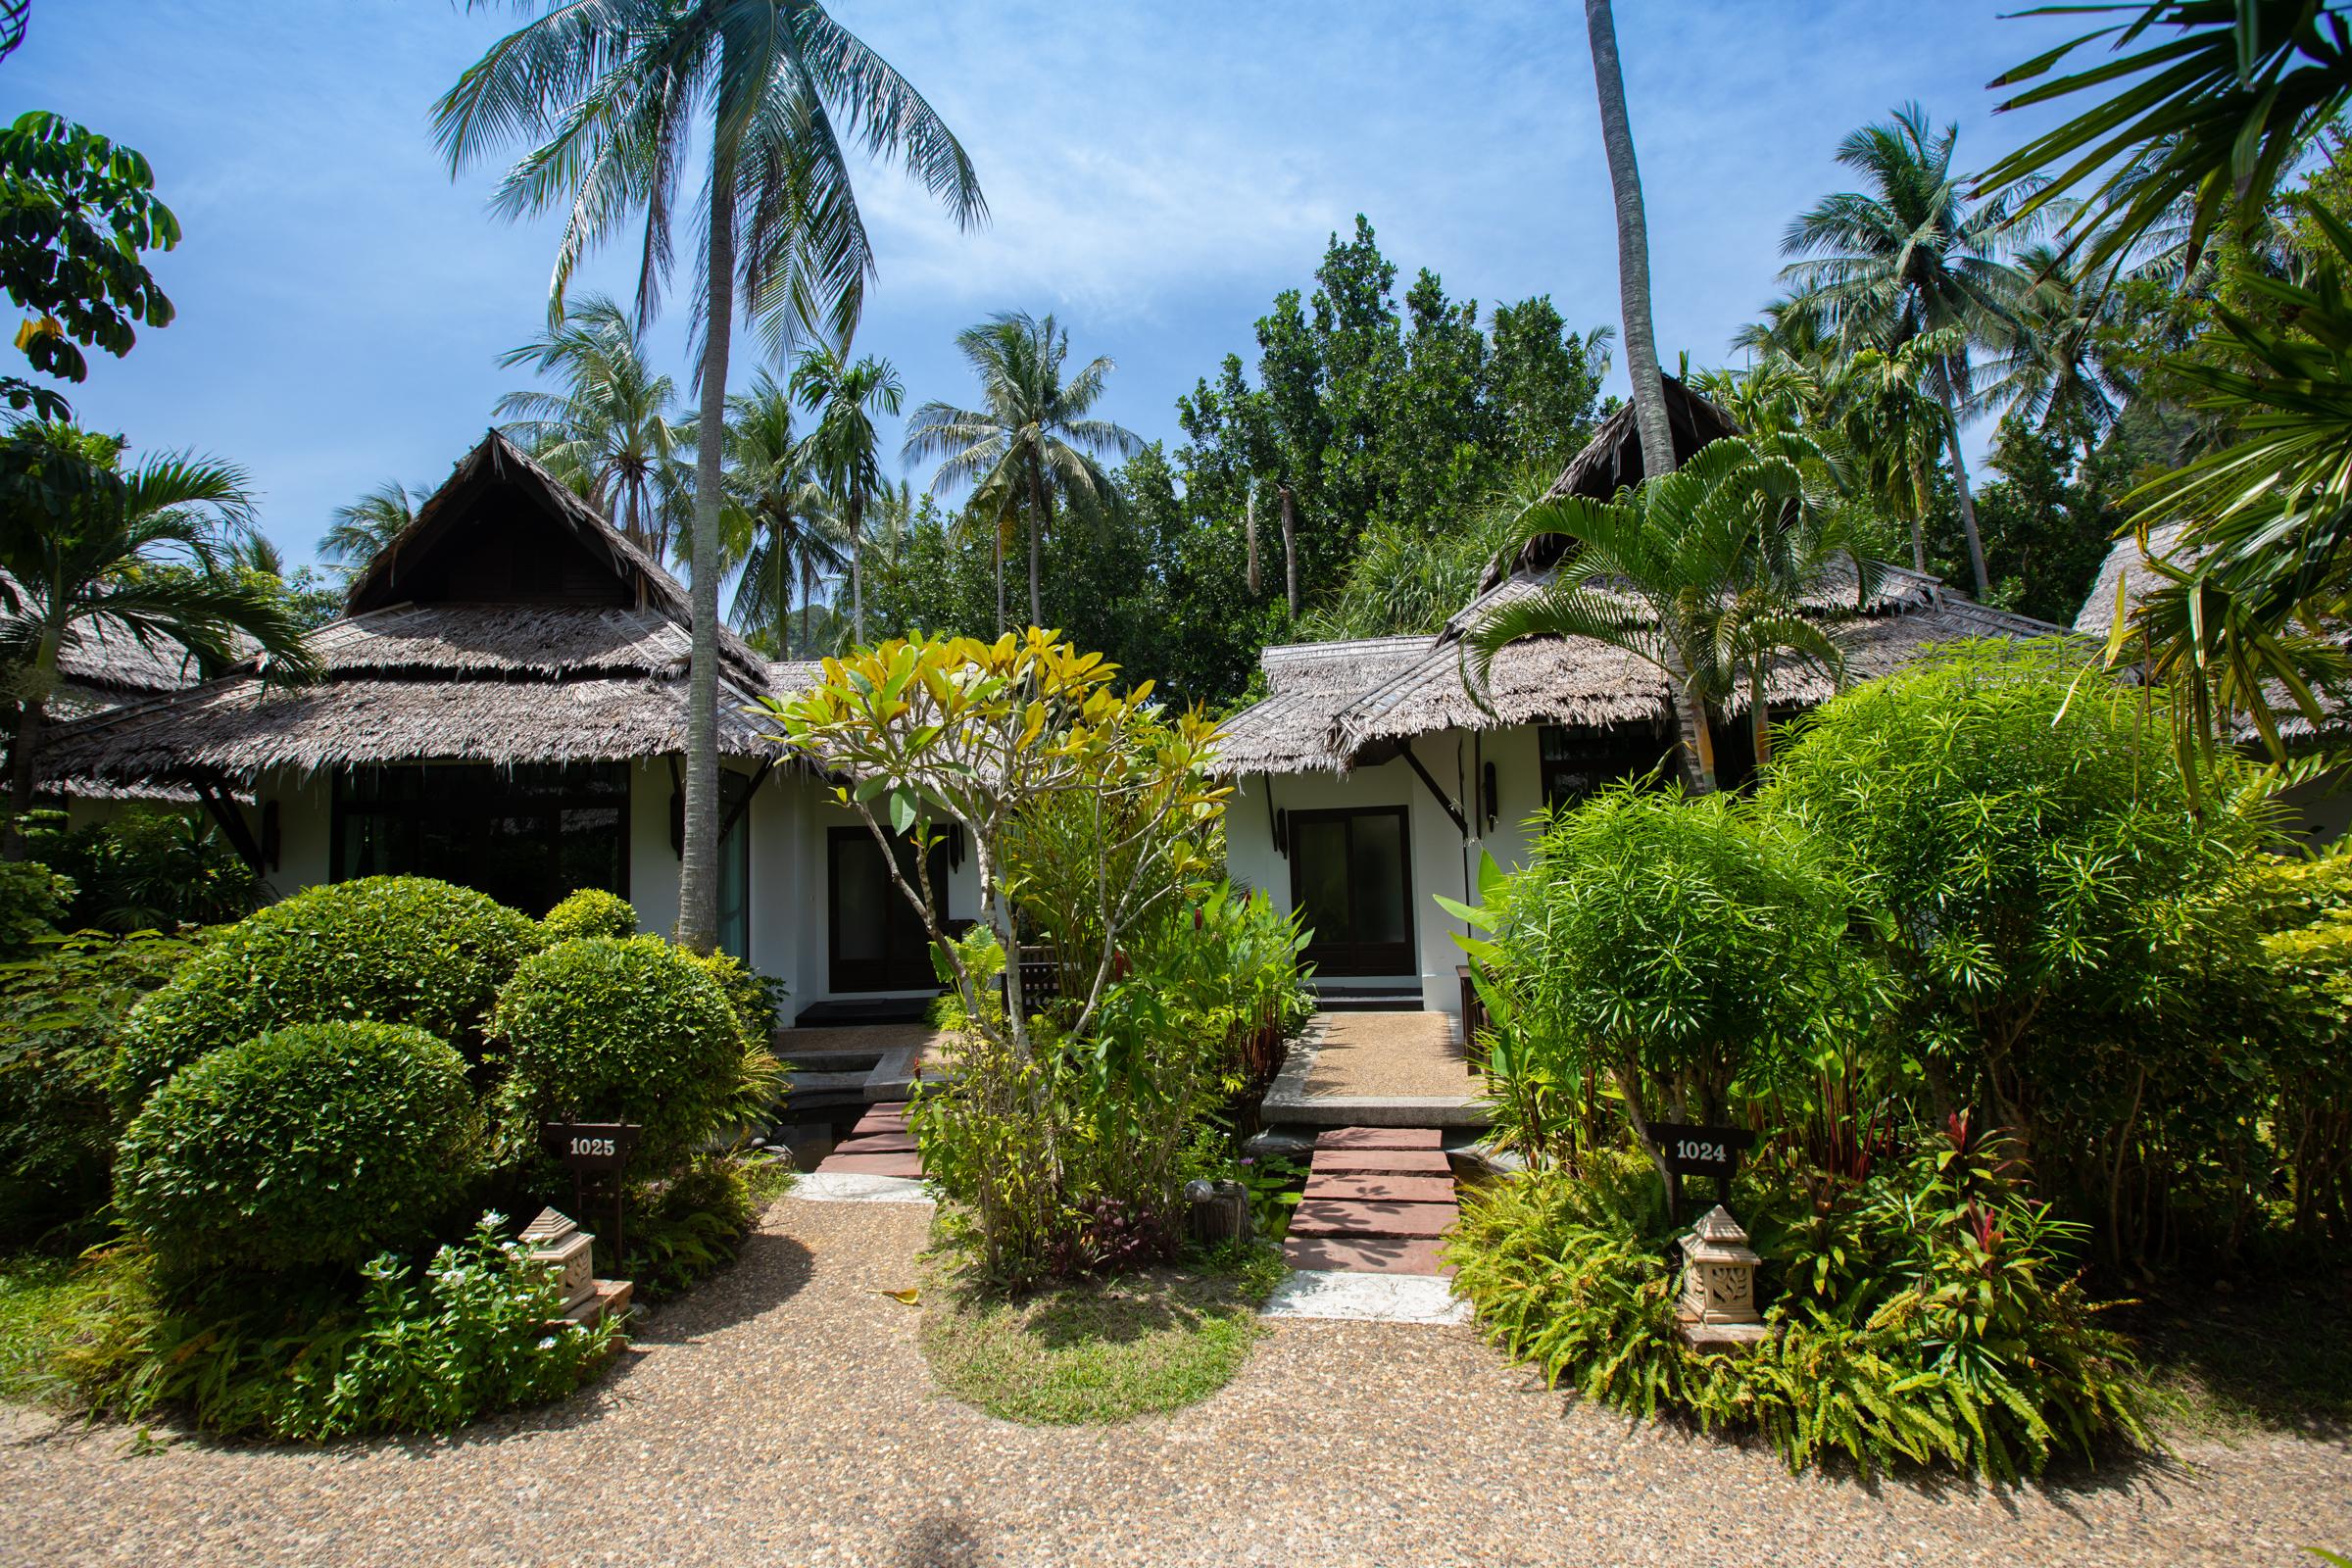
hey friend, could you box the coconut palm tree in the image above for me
[1467,434,1867,791]
[1978,241,2134,462]
[0,422,318,852]
[1582,0,1674,478]
[495,294,696,557]
[318,479,424,575]
[904,312,1139,629]
[436,0,983,952]
[789,340,900,646]
[1780,103,2021,599]
[703,369,845,656]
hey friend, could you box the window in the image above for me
[1287,807,1413,977]
[1540,725,1677,811]
[333,762,628,917]
[717,769,752,962]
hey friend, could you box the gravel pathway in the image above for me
[1300,1011,1480,1099]
[3,1195,2347,1567]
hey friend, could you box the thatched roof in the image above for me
[1481,377,1741,590]
[1215,637,1429,773]
[2073,522,2192,640]
[41,432,816,787]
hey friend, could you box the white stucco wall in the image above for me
[1226,723,1550,1014]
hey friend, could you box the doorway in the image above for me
[1288,807,1413,977]
[827,826,949,993]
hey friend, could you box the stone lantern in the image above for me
[521,1207,631,1326]
[1677,1204,1769,1351]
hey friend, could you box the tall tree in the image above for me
[789,339,901,645]
[904,312,1138,629]
[317,479,424,576]
[1582,0,1674,478]
[1781,104,2020,599]
[0,423,318,852]
[437,0,982,951]
[495,294,695,557]
[695,370,843,655]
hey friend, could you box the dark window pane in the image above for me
[1350,813,1407,945]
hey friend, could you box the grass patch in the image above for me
[0,1250,107,1407]
[2128,1276,2352,1439]
[920,1243,1283,1425]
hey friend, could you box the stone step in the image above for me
[1288,1199,1458,1239]
[814,1152,922,1178]
[832,1132,917,1154]
[1315,1126,1442,1151]
[1303,1172,1456,1204]
[1282,1235,1451,1277]
[1309,1148,1451,1175]
[852,1104,910,1133]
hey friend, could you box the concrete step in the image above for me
[1303,1172,1457,1204]
[1282,1235,1451,1276]
[1309,1148,1452,1175]
[1316,1126,1442,1151]
[1288,1198,1459,1239]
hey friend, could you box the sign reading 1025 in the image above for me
[1648,1121,1755,1179]
[541,1121,641,1172]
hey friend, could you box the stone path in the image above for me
[1283,1126,1458,1276]
[812,1100,920,1179]
[6,1194,2348,1566]
[1299,1011,1480,1099]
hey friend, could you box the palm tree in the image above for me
[702,369,844,655]
[904,312,1139,629]
[436,0,983,952]
[495,294,696,557]
[1978,242,2133,462]
[318,479,423,575]
[1780,103,2020,599]
[1467,434,1866,791]
[1582,0,1674,478]
[789,340,901,646]
[0,422,318,852]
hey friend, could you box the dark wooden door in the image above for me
[828,828,948,993]
[1289,807,1413,977]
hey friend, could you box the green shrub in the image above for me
[489,936,781,1171]
[27,808,260,932]
[1448,1125,2154,1480]
[114,1021,478,1274]
[538,887,637,944]
[115,875,541,1105]
[621,1152,793,1298]
[2248,852,2352,1240]
[678,947,783,1046]
[0,858,72,956]
[0,928,200,1246]
[61,1215,617,1440]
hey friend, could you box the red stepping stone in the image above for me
[1315,1126,1442,1151]
[852,1106,910,1131]
[815,1152,922,1177]
[1282,1236,1452,1277]
[832,1132,917,1154]
[1303,1173,1456,1204]
[1288,1199,1458,1239]
[1309,1148,1451,1175]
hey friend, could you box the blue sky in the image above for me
[11,2,2090,570]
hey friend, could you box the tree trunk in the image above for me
[848,489,865,646]
[1941,395,1991,598]
[1663,656,1715,793]
[1749,669,1772,766]
[993,513,1005,635]
[1907,455,1930,572]
[1244,480,1261,597]
[676,136,736,955]
[4,686,48,862]
[1584,0,1675,482]
[1026,453,1052,629]
[1278,480,1298,616]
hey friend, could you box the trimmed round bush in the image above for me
[539,887,638,945]
[490,936,758,1167]
[116,876,541,1106]
[114,1021,478,1273]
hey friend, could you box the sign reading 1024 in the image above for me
[1648,1121,1755,1179]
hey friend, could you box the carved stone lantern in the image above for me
[1677,1204,1769,1351]
[521,1206,631,1326]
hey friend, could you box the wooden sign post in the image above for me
[1647,1121,1755,1223]
[541,1121,642,1264]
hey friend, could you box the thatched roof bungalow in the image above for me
[41,431,975,1023]
[1219,387,2068,1012]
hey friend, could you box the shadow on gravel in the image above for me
[632,1232,817,1343]
[895,1513,985,1567]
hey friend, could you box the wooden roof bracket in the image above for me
[189,768,266,873]
[1398,738,1469,841]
